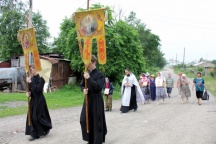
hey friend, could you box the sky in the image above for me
[24,0,216,63]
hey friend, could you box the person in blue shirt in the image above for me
[192,71,207,105]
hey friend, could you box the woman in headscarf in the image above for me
[155,72,167,105]
[180,74,191,104]
[139,73,150,104]
[150,74,156,101]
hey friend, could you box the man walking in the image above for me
[80,55,107,144]
[166,73,174,98]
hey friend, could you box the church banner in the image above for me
[74,8,106,65]
[18,27,42,72]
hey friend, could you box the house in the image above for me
[193,61,215,75]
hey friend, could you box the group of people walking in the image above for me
[24,55,207,144]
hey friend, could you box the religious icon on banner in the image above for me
[22,33,30,49]
[80,15,98,36]
[18,27,42,72]
[74,8,107,65]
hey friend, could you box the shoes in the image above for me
[134,109,137,112]
[44,130,50,136]
[29,136,39,141]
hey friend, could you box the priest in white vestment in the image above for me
[120,69,145,113]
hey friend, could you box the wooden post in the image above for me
[85,0,90,134]
[26,0,33,126]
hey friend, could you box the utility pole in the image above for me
[29,0,32,28]
[183,47,185,69]
[87,0,89,10]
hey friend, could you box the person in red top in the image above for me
[103,77,114,111]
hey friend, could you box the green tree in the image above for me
[54,5,146,83]
[0,0,51,61]
[212,60,216,65]
[125,12,166,69]
[32,11,51,53]
[0,0,26,61]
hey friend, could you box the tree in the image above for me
[0,0,51,61]
[32,11,51,53]
[54,5,146,84]
[125,12,166,69]
[0,0,26,61]
[212,60,216,65]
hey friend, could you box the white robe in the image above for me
[121,73,145,106]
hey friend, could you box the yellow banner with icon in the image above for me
[18,27,42,72]
[74,8,106,65]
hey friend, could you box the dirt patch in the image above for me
[0,101,27,109]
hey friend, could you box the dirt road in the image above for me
[1,68,216,144]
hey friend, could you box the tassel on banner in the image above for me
[101,64,105,72]
[104,9,108,22]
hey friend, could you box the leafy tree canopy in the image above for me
[0,0,50,61]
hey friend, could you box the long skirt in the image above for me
[141,86,150,101]
[156,87,167,100]
[150,85,156,101]
[181,85,191,98]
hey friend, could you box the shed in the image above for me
[40,56,73,91]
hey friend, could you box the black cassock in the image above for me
[80,68,107,144]
[25,74,52,137]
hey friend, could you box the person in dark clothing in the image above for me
[150,74,156,101]
[25,64,52,141]
[80,55,107,144]
[103,77,114,111]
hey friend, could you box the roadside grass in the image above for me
[174,68,216,96]
[0,84,121,118]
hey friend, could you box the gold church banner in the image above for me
[18,27,42,72]
[74,8,106,65]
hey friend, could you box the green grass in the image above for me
[0,84,121,118]
[174,68,216,96]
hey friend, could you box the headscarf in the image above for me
[158,72,163,78]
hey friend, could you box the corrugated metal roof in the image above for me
[193,61,215,67]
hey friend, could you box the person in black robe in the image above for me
[80,55,107,144]
[25,64,52,141]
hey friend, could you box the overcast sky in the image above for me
[26,0,216,63]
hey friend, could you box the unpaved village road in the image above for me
[0,68,216,144]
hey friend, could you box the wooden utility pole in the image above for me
[183,47,185,69]
[87,0,89,10]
